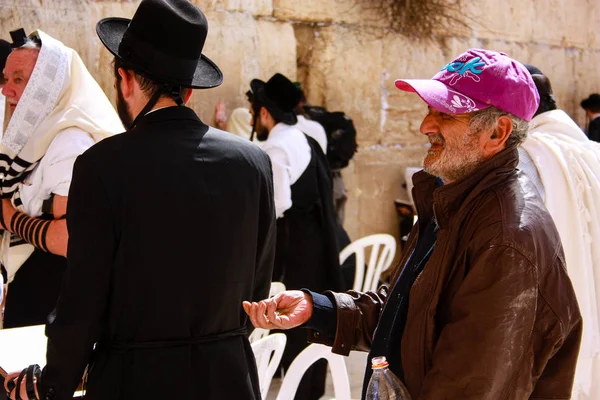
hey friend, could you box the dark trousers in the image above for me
[4,250,66,328]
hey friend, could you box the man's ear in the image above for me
[485,115,513,153]
[117,67,136,99]
[182,88,193,105]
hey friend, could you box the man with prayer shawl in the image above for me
[520,64,600,400]
[0,28,122,328]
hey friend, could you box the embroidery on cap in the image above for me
[448,89,478,113]
[440,56,486,86]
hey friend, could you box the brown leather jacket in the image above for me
[310,147,582,399]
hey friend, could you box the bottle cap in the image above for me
[371,356,389,369]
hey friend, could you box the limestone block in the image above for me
[531,0,589,48]
[342,146,425,245]
[93,2,141,106]
[303,25,383,146]
[572,49,600,129]
[255,19,297,82]
[188,11,296,124]
[273,0,336,22]
[466,0,535,44]
[328,0,392,29]
[526,45,578,119]
[192,0,273,16]
[0,0,103,81]
[381,36,447,146]
[590,0,600,50]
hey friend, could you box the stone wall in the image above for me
[0,0,598,251]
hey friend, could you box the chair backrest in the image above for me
[248,281,287,343]
[269,281,286,297]
[250,333,287,400]
[340,234,397,292]
[276,344,351,400]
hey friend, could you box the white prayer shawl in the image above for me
[0,30,123,282]
[227,107,252,140]
[521,109,600,399]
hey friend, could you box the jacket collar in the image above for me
[131,106,203,131]
[412,146,519,229]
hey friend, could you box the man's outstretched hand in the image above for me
[243,290,313,330]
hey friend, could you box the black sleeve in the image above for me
[248,154,276,331]
[302,290,337,340]
[589,120,600,143]
[39,154,116,400]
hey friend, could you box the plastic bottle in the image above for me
[365,356,412,400]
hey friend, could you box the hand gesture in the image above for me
[243,290,313,330]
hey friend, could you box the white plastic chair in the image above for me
[250,333,287,400]
[276,343,351,400]
[269,281,286,297]
[249,281,287,343]
[340,234,397,292]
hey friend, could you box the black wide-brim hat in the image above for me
[581,93,600,110]
[249,73,301,125]
[96,0,222,89]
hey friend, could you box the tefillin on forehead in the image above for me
[9,28,41,48]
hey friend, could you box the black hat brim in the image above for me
[97,17,223,89]
[250,79,297,125]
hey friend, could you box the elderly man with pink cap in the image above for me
[244,49,582,400]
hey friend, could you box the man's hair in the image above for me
[113,57,187,100]
[17,37,41,51]
[469,107,530,148]
[530,75,557,117]
[524,64,557,117]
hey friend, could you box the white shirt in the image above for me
[20,127,95,217]
[296,115,327,154]
[2,127,95,283]
[260,123,311,218]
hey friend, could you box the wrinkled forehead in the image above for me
[4,48,39,76]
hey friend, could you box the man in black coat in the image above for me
[3,1,276,399]
[581,93,600,143]
[245,73,343,400]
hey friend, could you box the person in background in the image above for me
[520,64,600,400]
[245,49,582,400]
[580,93,600,142]
[214,100,253,139]
[4,0,275,399]
[0,28,122,329]
[0,39,12,129]
[247,72,343,400]
[293,82,327,154]
[0,38,12,325]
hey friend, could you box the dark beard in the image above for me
[116,83,134,129]
[255,125,269,141]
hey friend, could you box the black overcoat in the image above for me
[37,106,276,400]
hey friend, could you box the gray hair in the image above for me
[469,106,529,148]
[17,37,41,51]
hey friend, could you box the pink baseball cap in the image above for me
[395,49,540,121]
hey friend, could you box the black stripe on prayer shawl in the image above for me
[0,153,12,163]
[3,173,33,188]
